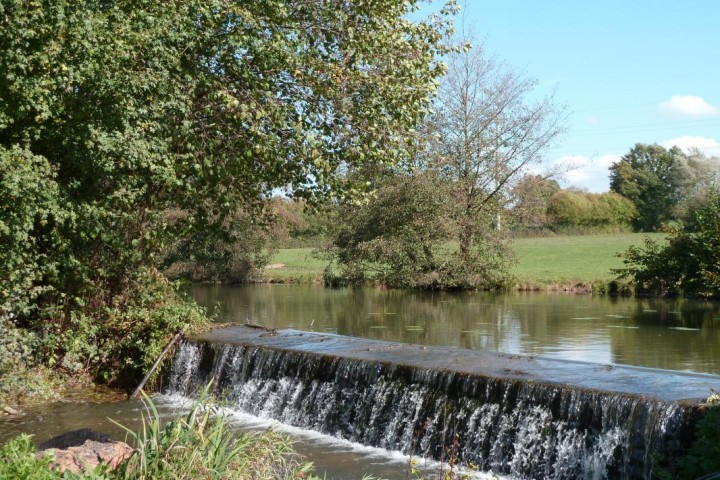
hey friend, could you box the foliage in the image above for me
[326,169,514,290]
[675,406,720,480]
[0,323,59,405]
[0,435,67,480]
[275,198,339,249]
[0,0,451,387]
[671,148,720,226]
[328,171,456,289]
[0,146,67,322]
[609,144,719,231]
[614,190,720,298]
[546,189,636,232]
[162,205,274,284]
[52,270,208,385]
[114,392,317,480]
[326,36,565,290]
[609,144,683,231]
[507,175,561,233]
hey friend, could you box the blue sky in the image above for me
[433,1,720,191]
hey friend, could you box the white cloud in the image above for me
[658,95,718,117]
[551,154,620,193]
[661,136,720,156]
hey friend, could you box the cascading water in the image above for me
[165,327,710,480]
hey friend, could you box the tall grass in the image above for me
[113,389,317,479]
[0,389,320,480]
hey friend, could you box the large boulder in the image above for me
[37,429,133,474]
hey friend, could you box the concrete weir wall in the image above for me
[166,326,718,479]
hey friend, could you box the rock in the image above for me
[37,429,133,474]
[2,405,20,416]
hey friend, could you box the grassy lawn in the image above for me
[511,232,666,283]
[266,233,668,285]
[264,247,327,283]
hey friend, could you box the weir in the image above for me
[165,326,718,479]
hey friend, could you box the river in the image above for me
[2,285,719,479]
[192,284,720,374]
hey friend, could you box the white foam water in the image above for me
[158,393,507,480]
[165,340,697,480]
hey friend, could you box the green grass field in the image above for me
[266,233,667,286]
[265,247,327,283]
[510,233,665,283]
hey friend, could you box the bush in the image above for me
[676,406,720,479]
[327,171,456,289]
[38,269,209,386]
[546,190,636,232]
[615,190,720,298]
[0,146,67,322]
[0,323,58,405]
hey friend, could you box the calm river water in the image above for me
[3,285,719,480]
[192,284,720,374]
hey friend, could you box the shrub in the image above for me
[0,323,58,405]
[546,190,636,232]
[676,406,720,479]
[0,435,63,480]
[0,146,67,322]
[615,190,720,298]
[38,269,209,386]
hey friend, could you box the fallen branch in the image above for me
[129,331,183,400]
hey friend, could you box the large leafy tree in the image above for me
[0,0,451,379]
[610,144,719,231]
[609,144,685,231]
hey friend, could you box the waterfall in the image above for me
[165,328,707,480]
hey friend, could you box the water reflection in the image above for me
[191,284,720,374]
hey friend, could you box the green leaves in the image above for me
[608,143,717,231]
[0,0,450,381]
[0,146,67,320]
[615,189,720,298]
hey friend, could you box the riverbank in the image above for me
[262,233,667,292]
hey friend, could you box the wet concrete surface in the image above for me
[194,325,720,403]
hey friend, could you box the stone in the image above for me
[2,405,20,415]
[37,429,133,474]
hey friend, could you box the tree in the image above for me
[430,39,566,261]
[507,174,561,232]
[161,201,276,283]
[670,148,720,225]
[327,38,566,290]
[328,170,456,288]
[0,0,451,380]
[609,144,695,231]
